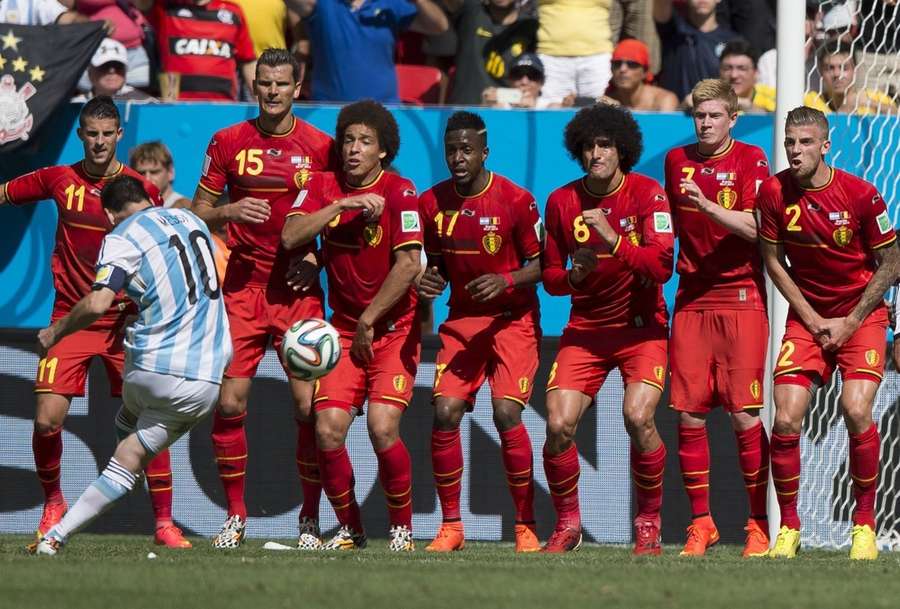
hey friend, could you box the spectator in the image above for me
[717,39,774,113]
[446,0,538,105]
[536,0,615,101]
[757,0,821,91]
[231,0,293,55]
[292,0,449,103]
[804,40,897,115]
[604,38,678,111]
[129,141,188,208]
[134,0,256,101]
[0,0,89,24]
[76,1,151,89]
[71,38,156,101]
[482,52,560,108]
[653,0,738,101]
[716,0,775,56]
[609,0,662,75]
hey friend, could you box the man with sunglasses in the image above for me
[604,39,678,112]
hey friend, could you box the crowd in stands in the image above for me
[1,0,897,112]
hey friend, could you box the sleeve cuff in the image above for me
[610,234,623,255]
[198,182,224,196]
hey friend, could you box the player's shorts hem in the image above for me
[372,395,410,410]
[845,369,883,382]
[641,379,664,392]
[774,371,818,389]
[34,388,84,397]
[432,391,475,406]
[499,395,527,407]
[313,399,357,415]
[773,366,803,378]
[739,403,765,410]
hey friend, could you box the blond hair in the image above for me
[785,106,830,139]
[129,141,174,169]
[691,79,739,115]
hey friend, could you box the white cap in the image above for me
[822,2,856,32]
[91,38,128,68]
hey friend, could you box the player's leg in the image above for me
[427,396,468,552]
[368,401,415,551]
[316,405,366,549]
[289,376,323,549]
[210,376,253,548]
[729,410,769,557]
[622,381,667,556]
[677,411,720,556]
[33,393,71,538]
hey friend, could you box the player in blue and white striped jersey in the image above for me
[31,175,232,556]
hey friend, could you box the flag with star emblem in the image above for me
[0,22,105,152]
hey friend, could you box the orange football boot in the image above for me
[36,500,67,539]
[742,518,770,557]
[425,521,465,552]
[680,515,720,556]
[155,524,193,549]
[514,522,540,553]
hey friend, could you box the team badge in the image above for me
[293,169,310,189]
[518,377,529,393]
[393,375,407,392]
[865,349,880,367]
[833,226,853,247]
[717,187,737,209]
[750,379,761,401]
[653,366,664,382]
[482,233,502,254]
[627,231,641,246]
[363,224,383,247]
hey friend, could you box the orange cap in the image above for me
[612,39,650,69]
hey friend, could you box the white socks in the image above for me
[49,458,137,542]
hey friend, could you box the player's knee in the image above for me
[546,413,576,446]
[433,400,464,430]
[840,399,872,431]
[492,404,522,431]
[33,419,63,435]
[623,407,654,438]
[315,421,346,450]
[217,392,247,417]
[293,401,314,423]
[367,419,399,451]
[772,411,801,436]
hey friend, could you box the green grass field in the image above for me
[2,534,899,609]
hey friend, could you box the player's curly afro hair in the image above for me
[336,100,401,167]
[563,103,643,174]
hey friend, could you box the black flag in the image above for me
[0,22,105,152]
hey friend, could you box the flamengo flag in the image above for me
[0,22,105,152]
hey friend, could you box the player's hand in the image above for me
[465,273,509,302]
[417,266,446,300]
[36,326,58,358]
[679,179,714,212]
[350,320,375,364]
[338,194,385,220]
[818,316,861,351]
[229,197,271,224]
[581,208,617,246]
[286,251,319,293]
[569,247,597,285]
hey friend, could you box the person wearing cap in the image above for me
[72,38,156,102]
[804,40,896,115]
[482,52,560,109]
[604,38,678,111]
[717,38,775,113]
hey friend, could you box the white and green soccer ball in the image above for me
[281,318,341,380]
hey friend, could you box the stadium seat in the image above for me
[396,64,445,105]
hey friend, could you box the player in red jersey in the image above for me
[665,79,772,558]
[417,111,543,553]
[0,98,191,549]
[281,100,423,552]
[759,106,900,560]
[191,49,337,550]
[540,104,674,554]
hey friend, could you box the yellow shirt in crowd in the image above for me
[231,0,288,57]
[803,89,897,115]
[537,0,613,57]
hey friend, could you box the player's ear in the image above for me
[482,146,489,162]
[821,138,831,155]
[379,150,387,160]
[115,126,123,142]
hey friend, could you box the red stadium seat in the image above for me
[396,64,445,105]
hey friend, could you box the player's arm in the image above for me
[352,246,422,363]
[409,0,450,35]
[191,185,271,231]
[418,200,447,300]
[541,200,594,294]
[466,257,541,303]
[759,239,826,335]
[37,287,117,355]
[281,193,385,249]
[680,179,757,241]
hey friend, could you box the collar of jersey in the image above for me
[254,116,296,138]
[696,138,734,160]
[81,160,123,180]
[581,174,625,199]
[799,166,835,192]
[453,171,493,199]
[345,169,385,190]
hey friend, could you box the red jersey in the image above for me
[151,0,256,100]
[542,173,674,329]
[665,139,770,311]
[288,170,423,332]
[4,162,161,329]
[758,167,897,318]
[419,173,543,317]
[199,117,336,294]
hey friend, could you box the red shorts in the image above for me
[433,309,541,409]
[313,325,421,414]
[224,286,324,378]
[669,309,768,413]
[774,308,888,389]
[34,328,124,397]
[547,325,668,397]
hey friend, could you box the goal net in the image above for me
[791,0,900,550]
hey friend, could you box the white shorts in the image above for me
[120,367,220,454]
[538,52,612,101]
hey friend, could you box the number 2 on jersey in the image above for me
[785,204,802,232]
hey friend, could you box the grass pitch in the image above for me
[2,534,899,609]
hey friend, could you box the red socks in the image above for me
[678,425,710,518]
[543,443,581,529]
[211,411,248,519]
[145,449,173,524]
[33,427,64,505]
[376,440,413,529]
[500,423,536,524]
[771,432,801,530]
[631,443,666,519]
[431,428,463,521]
[319,445,363,532]
[849,424,880,528]
[295,421,321,520]
[734,421,769,520]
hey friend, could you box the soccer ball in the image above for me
[281,318,341,380]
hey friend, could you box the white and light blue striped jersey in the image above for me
[94,207,232,384]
